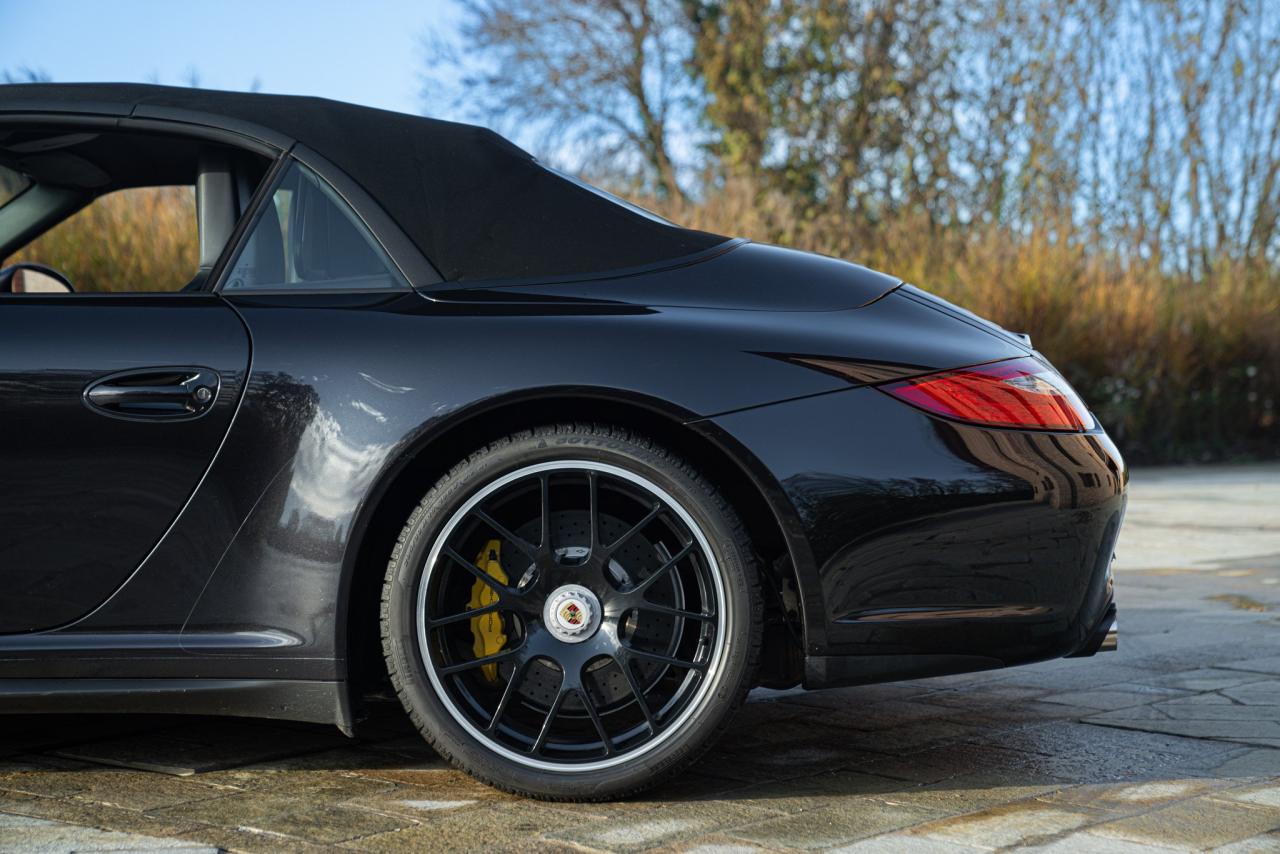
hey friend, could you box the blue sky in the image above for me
[0,0,461,117]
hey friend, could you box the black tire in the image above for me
[381,423,762,800]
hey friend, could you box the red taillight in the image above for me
[879,357,1092,432]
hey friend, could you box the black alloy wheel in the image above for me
[381,424,761,800]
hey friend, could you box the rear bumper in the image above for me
[1069,603,1118,657]
[710,384,1127,685]
[1101,618,1119,652]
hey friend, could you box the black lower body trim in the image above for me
[803,653,1005,689]
[0,678,354,734]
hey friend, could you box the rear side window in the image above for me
[223,161,407,292]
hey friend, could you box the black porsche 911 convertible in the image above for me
[0,84,1123,799]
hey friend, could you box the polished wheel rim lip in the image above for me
[415,459,729,773]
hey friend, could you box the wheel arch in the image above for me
[337,388,812,708]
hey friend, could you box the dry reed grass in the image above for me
[10,186,197,294]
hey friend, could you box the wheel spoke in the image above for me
[576,687,615,756]
[604,502,662,557]
[472,509,539,563]
[486,657,530,733]
[632,542,695,595]
[634,603,714,623]
[615,653,657,735]
[427,601,501,628]
[439,647,522,676]
[622,645,707,671]
[531,680,569,755]
[442,547,517,597]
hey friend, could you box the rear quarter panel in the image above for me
[712,386,1126,669]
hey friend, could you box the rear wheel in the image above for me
[381,424,761,800]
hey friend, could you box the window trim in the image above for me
[0,113,282,160]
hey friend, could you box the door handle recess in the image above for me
[84,367,221,420]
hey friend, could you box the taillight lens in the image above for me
[879,357,1092,431]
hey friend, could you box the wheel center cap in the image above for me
[544,584,602,643]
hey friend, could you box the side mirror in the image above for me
[0,263,74,293]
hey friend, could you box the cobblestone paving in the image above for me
[0,465,1277,852]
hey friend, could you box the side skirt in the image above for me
[0,678,355,735]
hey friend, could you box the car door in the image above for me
[0,129,263,634]
[0,294,249,632]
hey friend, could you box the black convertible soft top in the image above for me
[0,83,727,283]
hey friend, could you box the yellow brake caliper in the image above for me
[468,539,508,682]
